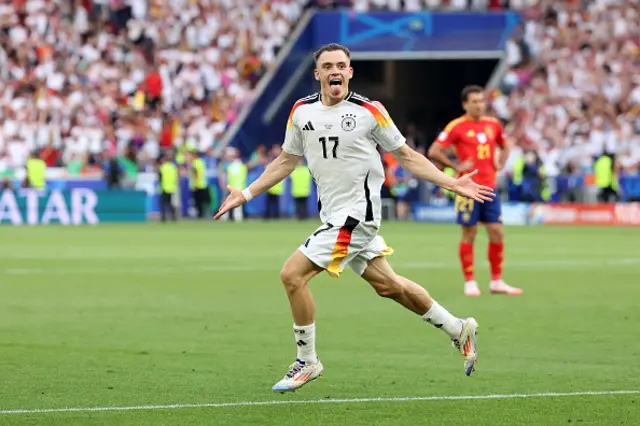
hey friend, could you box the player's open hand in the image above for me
[213,186,248,220]
[450,170,495,203]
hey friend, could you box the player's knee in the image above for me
[373,275,405,299]
[280,265,302,293]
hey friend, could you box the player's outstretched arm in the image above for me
[391,144,495,203]
[214,151,301,220]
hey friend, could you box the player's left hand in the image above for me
[450,170,495,203]
[214,186,248,220]
[494,154,507,171]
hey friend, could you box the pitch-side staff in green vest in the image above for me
[265,145,284,220]
[188,150,211,219]
[26,152,46,190]
[158,151,179,222]
[223,148,248,221]
[290,159,312,220]
[594,153,619,203]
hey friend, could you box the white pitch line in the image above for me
[0,390,637,415]
[2,257,640,276]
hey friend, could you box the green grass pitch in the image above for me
[0,221,639,425]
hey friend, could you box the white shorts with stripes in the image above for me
[298,215,393,277]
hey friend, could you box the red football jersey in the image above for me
[436,115,505,188]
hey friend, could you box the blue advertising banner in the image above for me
[620,175,640,201]
[0,189,146,225]
[501,202,530,226]
[412,202,531,225]
[46,179,108,191]
[314,11,520,54]
[412,204,457,223]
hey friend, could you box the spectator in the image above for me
[264,145,284,220]
[0,0,307,176]
[1,177,14,192]
[492,0,640,185]
[291,159,312,220]
[519,151,545,202]
[104,149,122,190]
[248,145,268,171]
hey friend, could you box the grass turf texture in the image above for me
[0,222,638,425]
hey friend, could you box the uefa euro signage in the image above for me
[0,189,147,225]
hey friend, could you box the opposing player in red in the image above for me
[429,85,523,297]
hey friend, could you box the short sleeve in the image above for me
[369,101,406,152]
[282,105,304,156]
[436,121,458,148]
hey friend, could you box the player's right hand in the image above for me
[213,186,248,220]
[450,170,495,203]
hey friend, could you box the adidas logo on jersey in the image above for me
[302,121,315,131]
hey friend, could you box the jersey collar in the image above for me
[319,91,353,108]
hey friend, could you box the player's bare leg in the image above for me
[485,223,522,295]
[280,250,322,325]
[459,225,481,296]
[272,250,324,392]
[361,256,478,376]
[362,255,432,314]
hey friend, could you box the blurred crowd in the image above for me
[491,0,640,179]
[3,0,639,202]
[0,0,305,179]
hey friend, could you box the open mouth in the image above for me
[329,79,342,86]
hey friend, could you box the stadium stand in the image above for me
[491,0,640,178]
[2,0,638,184]
[0,0,306,176]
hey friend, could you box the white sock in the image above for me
[422,300,463,339]
[294,323,318,364]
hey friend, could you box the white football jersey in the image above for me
[282,92,406,226]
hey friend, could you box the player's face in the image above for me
[463,92,486,119]
[314,50,353,103]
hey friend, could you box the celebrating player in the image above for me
[215,44,494,392]
[428,85,523,297]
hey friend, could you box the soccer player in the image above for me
[214,44,494,392]
[428,85,523,297]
